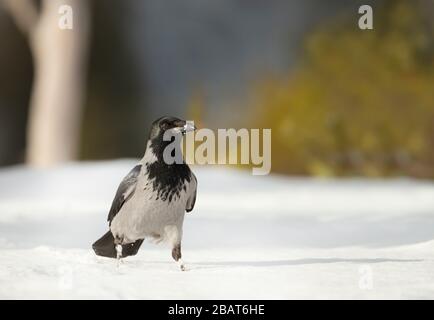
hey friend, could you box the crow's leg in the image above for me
[116,245,123,265]
[172,243,185,271]
[165,225,185,271]
[114,236,123,267]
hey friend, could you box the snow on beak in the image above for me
[171,120,196,135]
[182,121,196,135]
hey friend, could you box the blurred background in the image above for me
[1,0,433,178]
[3,1,434,299]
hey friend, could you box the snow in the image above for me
[1,160,434,299]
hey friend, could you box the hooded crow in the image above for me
[92,116,197,271]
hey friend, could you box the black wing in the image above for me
[107,164,142,225]
[186,172,197,213]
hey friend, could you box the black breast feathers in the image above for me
[146,161,191,203]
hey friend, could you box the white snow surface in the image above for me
[1,160,434,299]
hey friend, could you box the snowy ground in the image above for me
[1,160,434,299]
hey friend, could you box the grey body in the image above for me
[110,142,197,247]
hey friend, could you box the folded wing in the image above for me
[107,164,142,225]
[186,172,197,213]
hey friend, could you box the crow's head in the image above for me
[147,116,196,161]
[149,116,196,141]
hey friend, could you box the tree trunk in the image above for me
[27,0,90,166]
[3,0,90,166]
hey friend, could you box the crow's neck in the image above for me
[141,138,191,195]
[141,137,184,165]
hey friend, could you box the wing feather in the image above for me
[186,172,197,213]
[107,164,142,225]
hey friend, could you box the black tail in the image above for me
[92,231,144,259]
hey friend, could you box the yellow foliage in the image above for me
[251,0,434,178]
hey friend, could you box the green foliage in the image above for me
[251,0,434,178]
